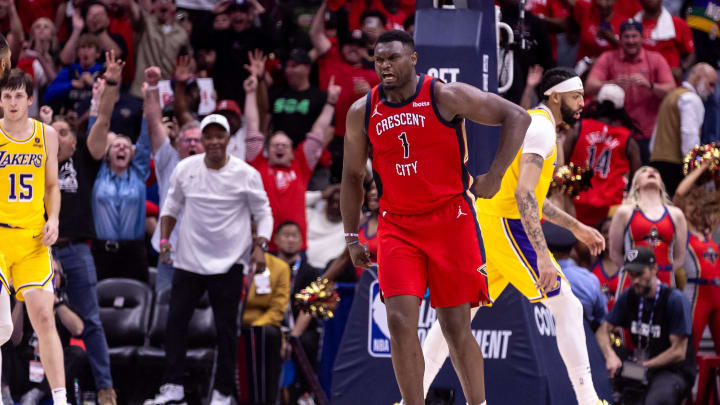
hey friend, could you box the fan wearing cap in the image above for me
[596,246,696,404]
[586,19,675,162]
[566,83,642,226]
[151,113,273,405]
[649,62,717,196]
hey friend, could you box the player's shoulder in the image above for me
[347,93,370,134]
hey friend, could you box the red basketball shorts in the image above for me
[376,193,489,308]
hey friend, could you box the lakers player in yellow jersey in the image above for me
[419,68,609,405]
[0,33,17,404]
[0,69,66,405]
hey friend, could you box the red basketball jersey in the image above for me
[619,206,676,289]
[365,75,471,215]
[685,233,720,282]
[591,259,619,310]
[571,119,631,225]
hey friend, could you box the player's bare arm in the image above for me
[669,206,687,271]
[43,124,60,247]
[515,153,556,292]
[434,81,530,198]
[608,205,632,267]
[542,200,605,255]
[341,97,371,269]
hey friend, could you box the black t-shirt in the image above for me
[58,134,102,239]
[607,283,696,382]
[270,86,327,147]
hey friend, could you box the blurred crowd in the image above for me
[1,0,720,404]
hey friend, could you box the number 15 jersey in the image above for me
[0,118,47,229]
[365,74,472,215]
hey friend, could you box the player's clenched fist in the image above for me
[348,243,371,269]
[472,172,502,199]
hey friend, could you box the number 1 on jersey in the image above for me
[398,132,410,159]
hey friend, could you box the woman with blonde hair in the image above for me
[23,17,59,81]
[674,161,720,353]
[608,165,687,292]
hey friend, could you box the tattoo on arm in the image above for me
[542,200,577,230]
[517,190,549,255]
[524,154,544,169]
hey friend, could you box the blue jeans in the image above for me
[53,242,113,390]
[155,261,175,294]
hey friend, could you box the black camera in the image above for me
[612,361,649,405]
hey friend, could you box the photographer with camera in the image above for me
[595,246,696,405]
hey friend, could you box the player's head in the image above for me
[52,116,77,163]
[107,134,135,172]
[200,114,230,164]
[275,221,302,256]
[536,67,584,125]
[0,69,34,121]
[374,30,416,91]
[624,246,657,297]
[0,33,11,86]
[267,131,294,168]
[625,166,671,206]
[176,120,203,160]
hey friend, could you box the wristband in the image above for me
[160,238,169,245]
[146,85,158,91]
[326,101,336,107]
[346,239,360,246]
[344,233,359,238]
[105,79,119,86]
[54,298,65,309]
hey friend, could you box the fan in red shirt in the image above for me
[633,0,695,81]
[567,84,641,226]
[574,0,626,62]
[342,30,529,405]
[245,74,341,252]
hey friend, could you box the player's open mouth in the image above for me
[382,73,395,80]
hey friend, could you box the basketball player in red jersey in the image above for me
[674,161,720,353]
[341,30,531,405]
[608,166,687,292]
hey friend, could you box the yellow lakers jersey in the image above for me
[0,118,47,229]
[476,107,557,219]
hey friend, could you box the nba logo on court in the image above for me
[368,280,392,358]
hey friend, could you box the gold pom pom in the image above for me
[294,277,340,320]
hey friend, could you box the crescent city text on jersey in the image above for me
[374,112,427,136]
[0,150,44,168]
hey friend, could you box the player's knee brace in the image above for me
[544,284,583,324]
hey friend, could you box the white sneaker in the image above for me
[142,384,186,405]
[208,390,231,405]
